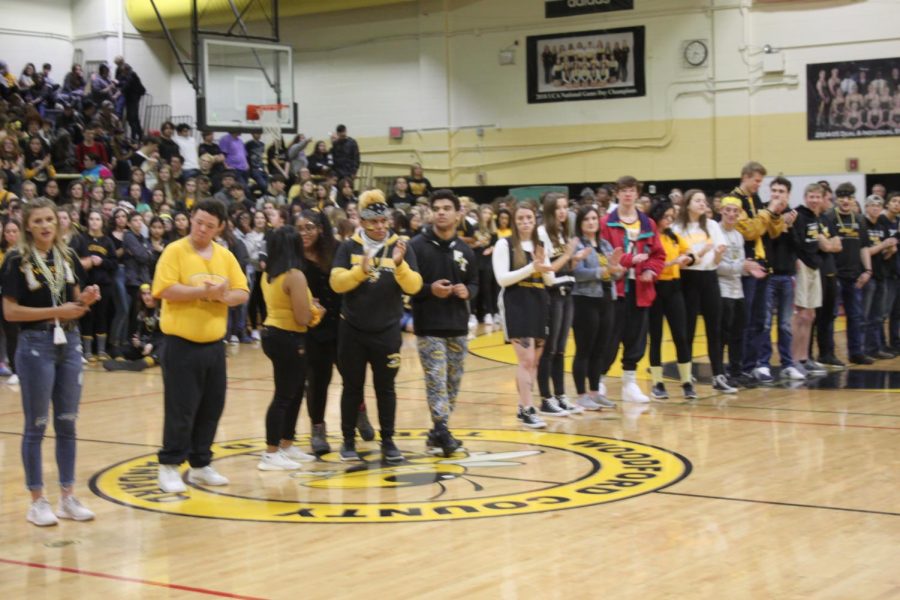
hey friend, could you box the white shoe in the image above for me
[158,464,187,493]
[781,365,807,380]
[250,329,261,341]
[483,314,494,326]
[7,374,19,386]
[576,394,602,411]
[228,335,239,345]
[258,451,301,471]
[621,371,649,403]
[56,495,95,521]
[188,465,229,486]
[598,377,607,397]
[27,497,59,527]
[468,315,477,329]
[279,445,316,462]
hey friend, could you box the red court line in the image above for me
[0,557,268,599]
[664,412,900,431]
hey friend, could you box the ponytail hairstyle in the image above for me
[509,203,541,269]
[649,197,678,244]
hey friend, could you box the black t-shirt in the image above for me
[0,249,86,309]
[827,209,869,279]
[819,218,839,277]
[865,215,891,280]
[408,177,432,198]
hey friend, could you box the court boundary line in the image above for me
[0,557,268,599]
[656,490,900,517]
[661,412,900,431]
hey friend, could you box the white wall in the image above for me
[0,0,73,78]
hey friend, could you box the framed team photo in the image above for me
[526,26,645,104]
[807,56,900,140]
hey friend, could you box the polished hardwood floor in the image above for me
[0,324,898,599]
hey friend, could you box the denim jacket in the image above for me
[572,237,618,299]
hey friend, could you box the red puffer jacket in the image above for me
[600,209,666,307]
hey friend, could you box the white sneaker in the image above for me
[468,315,477,329]
[27,497,59,527]
[158,464,187,493]
[781,365,807,380]
[7,374,19,386]
[188,465,229,486]
[258,451,301,471]
[483,314,494,326]
[598,377,607,397]
[56,496,95,521]
[576,394,602,411]
[279,445,316,462]
[228,335,239,345]
[622,381,649,403]
[250,329,261,341]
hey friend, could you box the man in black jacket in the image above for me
[331,124,360,181]
[410,190,478,457]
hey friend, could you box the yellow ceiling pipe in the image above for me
[126,0,414,33]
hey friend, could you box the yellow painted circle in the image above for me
[90,429,691,523]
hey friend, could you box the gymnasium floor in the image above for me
[0,323,897,599]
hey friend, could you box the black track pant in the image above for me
[306,334,336,425]
[337,320,401,442]
[572,293,613,394]
[648,279,691,366]
[721,297,746,378]
[261,327,308,447]
[601,288,648,373]
[681,270,725,376]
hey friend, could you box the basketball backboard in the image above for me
[198,37,296,133]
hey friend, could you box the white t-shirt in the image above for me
[672,219,726,271]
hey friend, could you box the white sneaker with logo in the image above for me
[188,465,229,486]
[258,451,301,471]
[27,497,59,527]
[56,495,95,521]
[158,464,187,493]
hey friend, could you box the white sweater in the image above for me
[492,238,554,288]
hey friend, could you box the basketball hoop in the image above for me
[246,103,288,142]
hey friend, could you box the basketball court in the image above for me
[0,322,897,598]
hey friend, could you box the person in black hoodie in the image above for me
[77,209,117,361]
[410,189,478,457]
[330,189,422,463]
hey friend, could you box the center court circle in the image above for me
[90,429,691,523]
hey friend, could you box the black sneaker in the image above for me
[539,397,569,417]
[311,423,331,457]
[517,406,547,429]
[873,350,895,360]
[651,382,669,400]
[429,424,461,458]
[380,439,403,463]
[712,374,738,394]
[878,347,897,358]
[339,441,361,462]
[356,411,376,441]
[734,373,757,388]
[849,354,875,365]
[682,382,698,400]
[817,354,846,369]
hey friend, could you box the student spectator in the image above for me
[75,128,109,171]
[77,210,117,361]
[307,140,333,177]
[22,136,54,194]
[117,63,145,140]
[61,64,86,106]
[387,177,415,209]
[245,132,267,190]
[408,163,433,198]
[862,194,898,358]
[89,64,118,106]
[331,124,360,181]
[174,123,200,176]
[287,134,311,176]
[102,284,162,372]
[218,132,249,183]
[826,182,874,364]
[266,136,291,181]
[157,121,180,163]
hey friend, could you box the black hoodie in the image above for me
[410,227,479,337]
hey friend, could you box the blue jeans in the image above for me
[18,329,83,490]
[862,279,886,353]
[759,274,795,368]
[836,276,864,356]
[741,275,770,372]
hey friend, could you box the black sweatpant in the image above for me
[261,327,308,447]
[572,293,613,394]
[814,274,838,357]
[681,269,725,376]
[337,320,401,442]
[601,288,648,373]
[476,260,498,320]
[648,279,691,366]
[248,273,267,330]
[158,335,227,467]
[721,297,746,378]
[306,334,336,425]
[538,287,573,398]
[80,284,113,339]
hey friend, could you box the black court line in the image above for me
[461,472,566,486]
[0,430,159,449]
[656,490,900,517]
